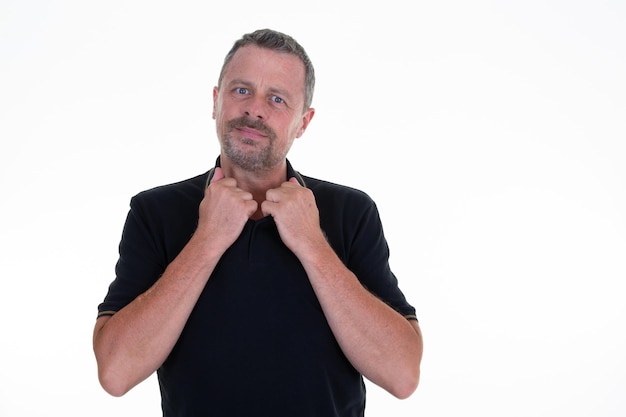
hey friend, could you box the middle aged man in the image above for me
[94,28,423,417]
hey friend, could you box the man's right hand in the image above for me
[196,167,258,251]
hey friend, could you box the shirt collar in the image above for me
[205,156,306,188]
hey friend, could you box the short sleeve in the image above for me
[97,195,167,317]
[311,178,417,322]
[346,200,417,321]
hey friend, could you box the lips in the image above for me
[236,126,267,140]
[227,117,275,141]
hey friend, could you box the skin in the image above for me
[93,45,423,400]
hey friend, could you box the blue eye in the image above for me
[272,96,284,104]
[236,87,248,95]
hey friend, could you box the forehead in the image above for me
[222,45,306,93]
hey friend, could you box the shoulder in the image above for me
[122,173,208,248]
[131,172,208,207]
[302,174,377,214]
[302,175,370,200]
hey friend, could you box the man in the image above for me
[94,28,423,416]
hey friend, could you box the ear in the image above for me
[212,86,219,120]
[296,108,315,138]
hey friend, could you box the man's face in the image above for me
[213,45,314,172]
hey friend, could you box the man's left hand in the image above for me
[261,177,326,255]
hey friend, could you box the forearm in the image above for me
[93,235,222,396]
[297,241,423,399]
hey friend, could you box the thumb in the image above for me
[288,177,301,186]
[211,167,225,184]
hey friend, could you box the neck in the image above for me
[219,155,288,212]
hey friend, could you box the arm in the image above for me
[93,168,257,396]
[262,179,423,399]
[295,239,423,398]
[93,236,222,396]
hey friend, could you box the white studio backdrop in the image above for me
[1,1,625,416]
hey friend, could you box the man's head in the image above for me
[212,29,316,173]
[218,29,315,111]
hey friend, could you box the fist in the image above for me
[196,167,258,250]
[261,178,325,254]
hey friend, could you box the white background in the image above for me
[1,1,625,416]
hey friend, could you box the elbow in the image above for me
[371,353,421,399]
[98,365,133,397]
[95,349,137,397]
[389,366,420,400]
[93,318,136,397]
[95,348,151,397]
[389,326,423,399]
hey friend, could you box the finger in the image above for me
[261,200,276,218]
[245,200,260,217]
[210,167,225,183]
[265,185,281,203]
[288,177,301,186]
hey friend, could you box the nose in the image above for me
[244,95,267,120]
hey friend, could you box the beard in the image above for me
[221,117,282,172]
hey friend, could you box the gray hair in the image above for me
[218,29,315,111]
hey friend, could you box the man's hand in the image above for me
[197,167,258,251]
[261,177,326,255]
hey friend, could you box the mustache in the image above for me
[227,117,275,138]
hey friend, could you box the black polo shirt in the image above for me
[98,158,416,416]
